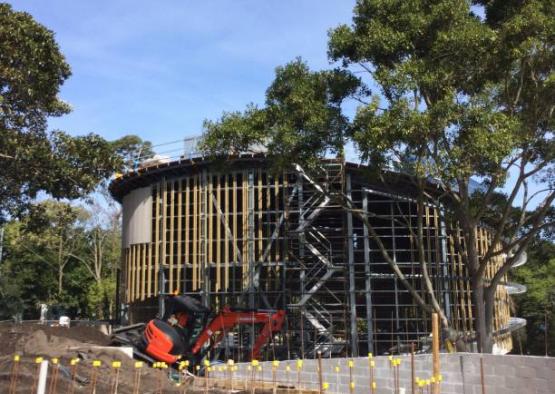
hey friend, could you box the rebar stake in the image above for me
[480,357,486,394]
[296,359,303,394]
[68,358,79,394]
[411,343,416,394]
[8,354,20,394]
[111,361,121,394]
[348,359,354,394]
[90,360,101,394]
[272,360,279,394]
[317,352,323,394]
[48,358,60,394]
[431,313,440,394]
[132,361,143,394]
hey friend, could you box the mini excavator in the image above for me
[112,294,286,366]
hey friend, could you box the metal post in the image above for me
[390,203,401,351]
[36,360,48,394]
[363,192,374,354]
[411,342,415,394]
[317,352,323,394]
[439,208,452,321]
[346,174,359,357]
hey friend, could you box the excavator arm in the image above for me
[190,307,286,360]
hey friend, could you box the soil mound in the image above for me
[0,323,238,393]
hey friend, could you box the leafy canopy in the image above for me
[328,0,553,184]
[0,4,148,220]
[201,58,360,169]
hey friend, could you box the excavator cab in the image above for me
[140,294,210,364]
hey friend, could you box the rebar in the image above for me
[8,354,20,394]
[132,361,143,394]
[68,358,79,394]
[48,358,60,394]
[89,360,101,394]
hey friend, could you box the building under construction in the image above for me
[110,139,524,360]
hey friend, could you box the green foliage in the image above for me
[0,4,152,221]
[87,278,116,320]
[512,239,555,355]
[201,58,361,170]
[0,198,121,320]
[0,3,71,131]
[110,135,154,169]
[329,0,553,184]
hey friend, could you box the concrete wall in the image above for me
[122,186,151,248]
[211,353,555,394]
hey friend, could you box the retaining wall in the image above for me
[211,353,555,394]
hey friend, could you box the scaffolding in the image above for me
[115,157,514,360]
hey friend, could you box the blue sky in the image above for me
[10,0,357,145]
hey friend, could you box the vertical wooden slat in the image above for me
[456,230,468,332]
[232,173,237,292]
[192,175,198,290]
[448,234,461,332]
[274,177,280,262]
[208,175,213,280]
[130,245,135,302]
[216,175,221,292]
[169,183,175,292]
[257,169,263,261]
[141,244,146,300]
[126,249,131,303]
[135,245,141,301]
[177,179,183,293]
[266,174,272,263]
[147,231,153,298]
[224,175,230,291]
[161,182,168,294]
[242,171,248,286]
[185,177,190,292]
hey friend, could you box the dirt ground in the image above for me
[0,323,246,393]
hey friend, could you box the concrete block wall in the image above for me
[210,353,555,394]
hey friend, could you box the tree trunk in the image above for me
[472,274,493,353]
[57,238,64,297]
[58,265,63,297]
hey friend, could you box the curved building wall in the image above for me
[113,158,513,358]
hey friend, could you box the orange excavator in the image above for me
[112,294,286,366]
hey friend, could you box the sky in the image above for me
[10,0,357,146]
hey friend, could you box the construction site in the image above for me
[0,139,538,394]
[109,138,524,361]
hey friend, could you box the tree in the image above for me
[328,0,554,353]
[110,134,154,170]
[201,1,555,352]
[0,196,121,320]
[71,193,121,319]
[0,206,88,319]
[512,238,555,355]
[0,4,125,221]
[23,200,88,298]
